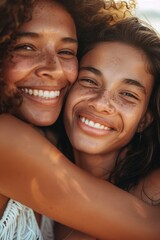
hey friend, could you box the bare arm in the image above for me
[0,114,160,240]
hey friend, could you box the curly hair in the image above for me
[0,0,136,113]
[0,0,33,113]
[102,0,136,24]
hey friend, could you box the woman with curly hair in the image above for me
[0,0,105,238]
[1,0,160,240]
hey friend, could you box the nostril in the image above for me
[42,73,50,77]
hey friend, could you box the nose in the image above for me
[88,90,116,114]
[35,52,64,80]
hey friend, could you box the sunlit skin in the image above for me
[0,1,160,238]
[2,0,78,126]
[0,36,159,238]
[64,42,154,178]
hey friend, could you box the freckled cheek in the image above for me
[3,57,36,84]
[117,104,142,126]
[115,102,136,113]
[63,60,78,84]
[115,103,141,124]
[109,94,139,114]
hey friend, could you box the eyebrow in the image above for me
[123,78,146,94]
[63,37,78,44]
[14,32,39,39]
[15,32,78,44]
[79,66,102,76]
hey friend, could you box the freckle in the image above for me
[110,93,118,102]
[110,57,121,66]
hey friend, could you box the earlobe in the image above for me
[137,111,153,133]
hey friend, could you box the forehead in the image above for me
[80,42,152,80]
[19,0,76,37]
[81,42,148,68]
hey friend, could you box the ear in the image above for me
[137,111,153,133]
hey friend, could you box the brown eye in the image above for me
[79,78,98,86]
[121,91,139,101]
[14,44,35,51]
[59,49,76,59]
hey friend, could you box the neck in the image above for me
[73,149,118,180]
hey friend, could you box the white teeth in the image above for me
[44,91,49,98]
[21,88,60,99]
[33,89,39,96]
[80,116,111,130]
[29,89,33,95]
[39,90,43,97]
[25,88,28,93]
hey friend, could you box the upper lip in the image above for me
[17,79,70,91]
[18,86,63,91]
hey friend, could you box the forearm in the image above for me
[0,114,159,240]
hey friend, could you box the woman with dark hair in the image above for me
[54,16,160,239]
[0,0,111,238]
[1,0,160,240]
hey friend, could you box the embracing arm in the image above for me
[0,114,160,240]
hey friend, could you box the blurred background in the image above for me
[136,0,160,32]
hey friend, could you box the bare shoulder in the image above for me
[0,113,23,126]
[0,114,43,146]
[0,114,21,136]
[0,113,37,134]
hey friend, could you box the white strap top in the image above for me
[0,199,54,240]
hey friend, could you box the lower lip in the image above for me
[77,116,113,136]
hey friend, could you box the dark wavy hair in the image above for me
[0,0,135,113]
[79,17,160,193]
[58,17,160,202]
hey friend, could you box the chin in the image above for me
[19,111,60,127]
[31,118,57,127]
[19,115,58,127]
[17,105,61,127]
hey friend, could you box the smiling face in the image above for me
[64,42,154,156]
[2,0,78,126]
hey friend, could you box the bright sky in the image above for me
[137,0,160,11]
[136,0,160,32]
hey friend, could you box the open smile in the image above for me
[20,87,60,100]
[80,116,113,131]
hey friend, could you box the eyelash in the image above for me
[58,49,76,59]
[12,42,77,58]
[13,44,35,51]
[60,50,74,55]
[79,78,98,86]
[78,80,139,101]
[121,91,139,100]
